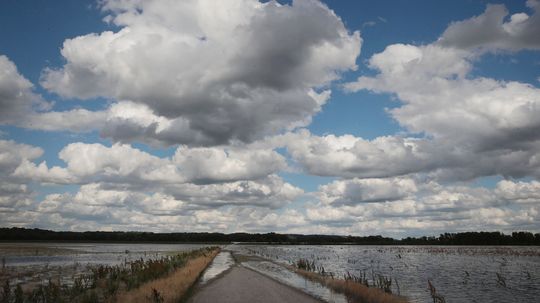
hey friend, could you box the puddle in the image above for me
[242,260,348,303]
[199,251,234,284]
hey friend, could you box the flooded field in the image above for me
[0,243,211,288]
[2,243,539,302]
[231,245,540,303]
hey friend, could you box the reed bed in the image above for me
[293,258,408,303]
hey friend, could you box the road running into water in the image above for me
[188,265,322,303]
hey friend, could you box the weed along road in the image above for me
[189,266,322,303]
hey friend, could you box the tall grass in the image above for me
[293,258,408,303]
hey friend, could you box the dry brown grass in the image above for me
[293,268,409,303]
[113,248,220,303]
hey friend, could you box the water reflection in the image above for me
[231,245,540,303]
[242,260,348,303]
[199,251,234,284]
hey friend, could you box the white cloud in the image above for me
[40,0,361,146]
[2,1,540,236]
[164,174,303,209]
[495,180,540,203]
[342,5,540,181]
[32,181,304,232]
[0,140,43,172]
[317,177,418,205]
[172,146,286,184]
[23,109,107,132]
[0,54,107,132]
[348,44,540,150]
[304,178,540,237]
[0,140,43,213]
[14,141,287,186]
[0,56,50,124]
[10,141,300,210]
[277,130,432,178]
[438,1,540,51]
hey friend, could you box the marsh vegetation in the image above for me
[0,245,218,303]
[232,245,540,302]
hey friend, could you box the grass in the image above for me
[0,247,220,303]
[292,259,409,303]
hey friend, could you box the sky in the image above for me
[1,0,540,237]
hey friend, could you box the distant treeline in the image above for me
[0,227,539,245]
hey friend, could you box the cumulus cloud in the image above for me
[495,180,540,204]
[172,145,286,184]
[3,136,537,235]
[271,128,540,182]
[305,178,540,237]
[14,141,287,185]
[347,43,540,150]
[317,177,418,205]
[438,1,540,51]
[2,137,303,230]
[0,140,43,212]
[0,55,107,132]
[2,1,540,236]
[0,56,50,124]
[32,186,307,232]
[163,175,303,208]
[11,140,301,211]
[342,3,540,181]
[0,140,43,173]
[276,130,433,178]
[40,0,361,146]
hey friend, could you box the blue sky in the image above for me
[1,0,539,236]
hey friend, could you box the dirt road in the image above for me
[188,266,322,303]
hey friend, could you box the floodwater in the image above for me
[230,245,540,303]
[242,260,348,303]
[198,249,347,302]
[0,243,212,287]
[0,242,210,267]
[199,251,235,284]
[1,243,539,302]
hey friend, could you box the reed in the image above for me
[427,280,445,303]
[294,268,408,303]
[292,259,408,303]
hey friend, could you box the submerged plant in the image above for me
[496,272,507,288]
[14,285,23,303]
[375,274,392,294]
[428,280,445,303]
[1,280,11,303]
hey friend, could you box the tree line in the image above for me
[0,227,539,245]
